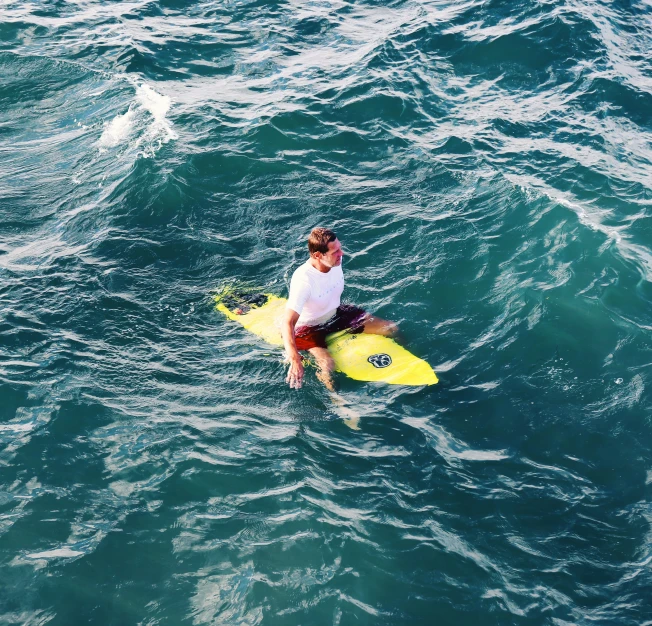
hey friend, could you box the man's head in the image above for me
[308,227,343,268]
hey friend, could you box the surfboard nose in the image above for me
[326,332,438,386]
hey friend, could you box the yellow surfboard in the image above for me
[215,289,438,386]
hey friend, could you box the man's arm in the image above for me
[282,308,304,389]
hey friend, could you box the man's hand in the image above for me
[282,308,303,389]
[286,354,304,389]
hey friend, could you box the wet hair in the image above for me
[308,227,337,255]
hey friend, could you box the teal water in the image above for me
[1,0,651,623]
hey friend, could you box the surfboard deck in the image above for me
[215,288,438,386]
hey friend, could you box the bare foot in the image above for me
[330,393,361,430]
[343,413,361,431]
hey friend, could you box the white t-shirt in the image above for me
[286,261,344,327]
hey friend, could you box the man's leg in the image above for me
[308,346,361,429]
[360,314,398,337]
[307,347,336,391]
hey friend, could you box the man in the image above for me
[282,227,396,390]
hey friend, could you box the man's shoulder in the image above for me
[289,260,305,276]
[291,260,315,280]
[289,261,314,288]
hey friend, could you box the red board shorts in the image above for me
[295,305,367,351]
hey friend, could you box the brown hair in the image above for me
[308,227,337,255]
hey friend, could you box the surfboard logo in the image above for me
[368,353,392,368]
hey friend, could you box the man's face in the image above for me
[320,238,343,267]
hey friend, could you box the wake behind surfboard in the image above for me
[215,287,438,386]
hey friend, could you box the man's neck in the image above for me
[309,257,331,273]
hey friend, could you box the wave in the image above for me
[99,81,177,156]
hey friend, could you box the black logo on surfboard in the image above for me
[368,353,392,368]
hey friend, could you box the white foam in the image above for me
[455,449,510,461]
[98,82,177,155]
[402,417,510,465]
[0,423,34,433]
[136,83,178,142]
[26,547,84,559]
[99,107,135,147]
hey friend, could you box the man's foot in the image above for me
[330,393,361,430]
[343,413,361,431]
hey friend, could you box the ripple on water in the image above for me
[1,0,652,624]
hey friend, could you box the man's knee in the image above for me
[363,316,398,336]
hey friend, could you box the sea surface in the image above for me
[1,0,651,624]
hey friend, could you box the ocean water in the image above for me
[1,0,651,624]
